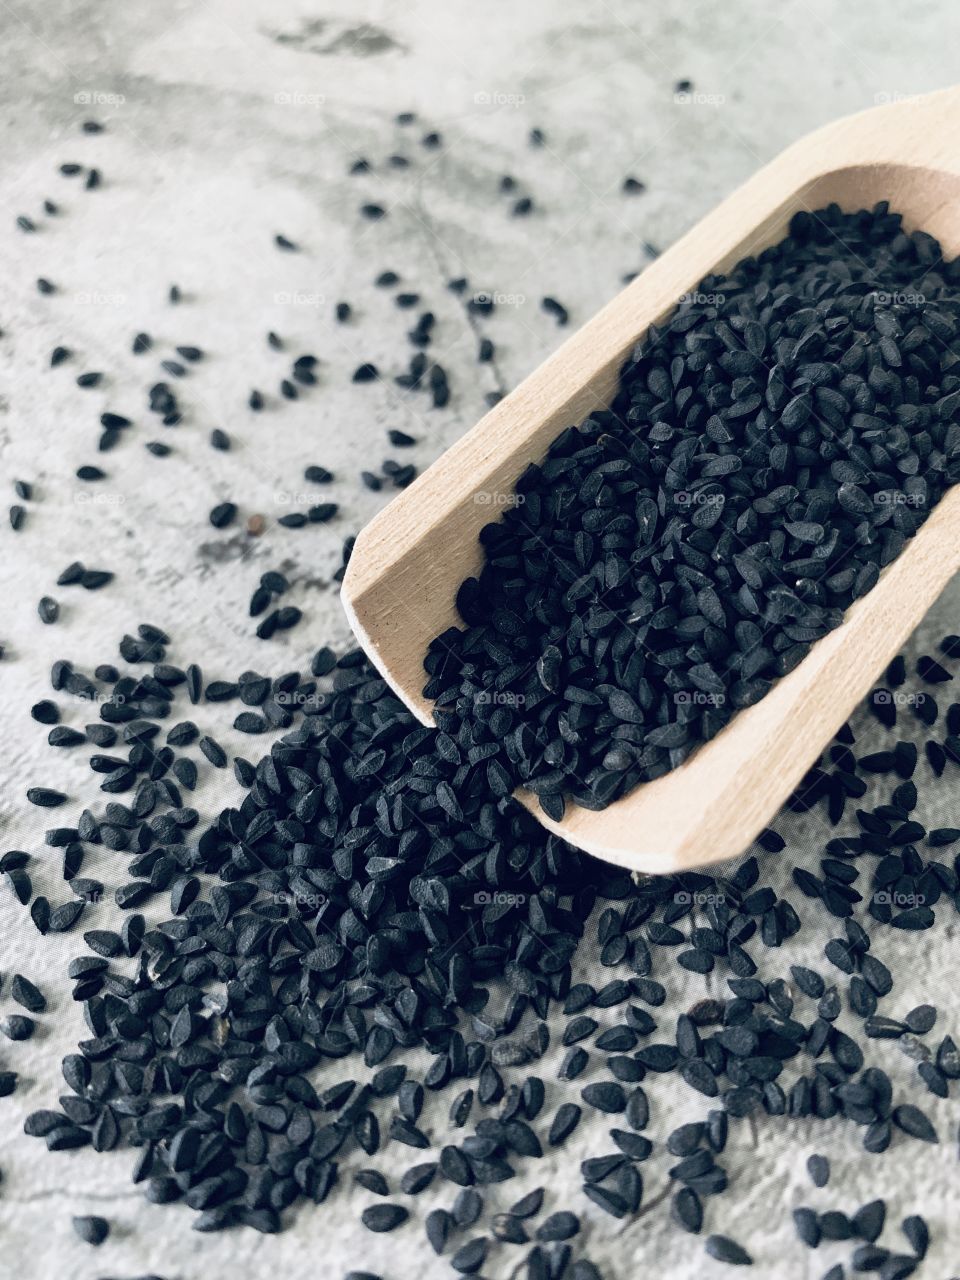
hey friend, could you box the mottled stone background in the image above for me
[0,3,957,1277]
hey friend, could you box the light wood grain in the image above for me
[342,87,960,873]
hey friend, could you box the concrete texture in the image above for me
[0,3,957,1278]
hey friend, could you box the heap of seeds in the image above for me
[4,134,959,1276]
[6,618,957,1276]
[424,205,960,817]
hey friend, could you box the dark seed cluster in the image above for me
[3,611,956,1277]
[424,205,960,818]
[4,115,958,1278]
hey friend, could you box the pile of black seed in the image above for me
[5,158,960,1277]
[424,204,960,817]
[7,619,959,1277]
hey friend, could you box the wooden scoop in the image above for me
[342,87,960,875]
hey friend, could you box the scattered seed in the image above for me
[72,1215,109,1245]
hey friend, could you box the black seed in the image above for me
[705,1234,752,1265]
[537,1212,579,1241]
[425,1207,451,1254]
[452,1188,483,1227]
[400,1162,436,1194]
[11,974,45,1013]
[672,1186,703,1234]
[27,786,66,807]
[581,1082,626,1114]
[582,1184,627,1218]
[548,1103,582,1146]
[852,1199,886,1243]
[210,502,237,529]
[901,1214,928,1258]
[72,1215,109,1245]
[450,1237,487,1273]
[904,1005,936,1034]
[892,1104,938,1142]
[793,1207,820,1248]
[360,1203,408,1232]
[1,1015,35,1040]
[492,1213,529,1243]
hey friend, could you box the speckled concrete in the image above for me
[0,3,958,1278]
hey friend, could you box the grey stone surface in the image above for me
[0,3,957,1277]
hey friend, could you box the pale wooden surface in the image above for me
[342,86,960,873]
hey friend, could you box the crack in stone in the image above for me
[411,190,508,399]
[0,1186,142,1205]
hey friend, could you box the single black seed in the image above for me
[581,1082,626,1114]
[11,974,45,1013]
[536,1212,579,1242]
[901,1214,928,1258]
[72,1215,109,1245]
[361,1203,408,1232]
[210,502,237,529]
[541,296,569,326]
[450,1237,487,1273]
[705,1234,753,1265]
[672,1186,703,1234]
[793,1207,820,1248]
[892,1104,938,1143]
[27,786,66,807]
[1,1015,35,1040]
[38,597,60,624]
[548,1103,582,1146]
